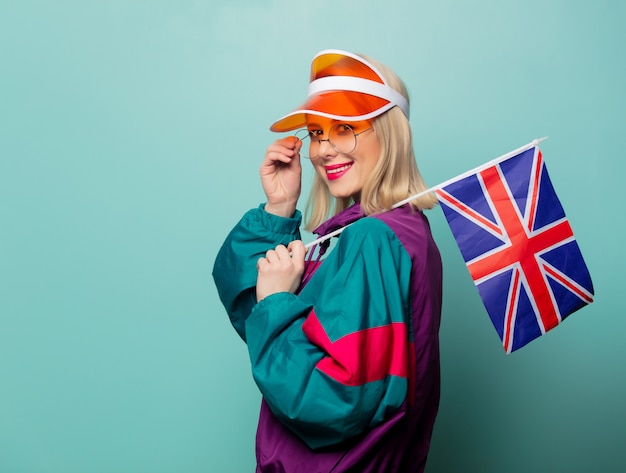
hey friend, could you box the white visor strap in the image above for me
[307,76,410,119]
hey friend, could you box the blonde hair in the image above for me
[304,56,437,232]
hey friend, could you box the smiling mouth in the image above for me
[325,162,353,181]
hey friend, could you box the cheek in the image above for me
[362,152,380,173]
[312,162,326,178]
[359,137,381,171]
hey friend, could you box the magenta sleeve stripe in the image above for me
[302,310,411,387]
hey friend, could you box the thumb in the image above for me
[288,240,306,263]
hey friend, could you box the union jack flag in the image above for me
[435,146,594,353]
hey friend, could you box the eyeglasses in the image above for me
[294,124,372,160]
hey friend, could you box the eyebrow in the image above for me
[307,119,352,128]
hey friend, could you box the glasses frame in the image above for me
[294,124,372,160]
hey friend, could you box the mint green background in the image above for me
[1,1,624,472]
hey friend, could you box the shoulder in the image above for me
[323,217,407,272]
[329,206,439,265]
[338,207,432,246]
[368,206,440,265]
[373,206,431,240]
[340,215,401,250]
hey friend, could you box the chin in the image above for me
[328,189,355,200]
[326,182,360,199]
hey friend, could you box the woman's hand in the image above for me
[260,136,302,218]
[256,240,306,302]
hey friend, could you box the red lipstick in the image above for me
[325,162,353,181]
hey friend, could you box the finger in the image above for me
[292,134,305,149]
[274,135,298,147]
[256,257,267,271]
[273,244,290,260]
[264,249,278,264]
[263,150,294,166]
[292,136,304,153]
[287,240,306,263]
[270,139,298,155]
[279,138,303,161]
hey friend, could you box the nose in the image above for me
[316,138,337,160]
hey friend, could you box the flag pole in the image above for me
[304,137,548,250]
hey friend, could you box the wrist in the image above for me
[264,201,297,218]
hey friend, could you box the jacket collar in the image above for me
[312,202,365,237]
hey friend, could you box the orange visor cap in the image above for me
[270,49,409,133]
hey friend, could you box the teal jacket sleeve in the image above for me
[245,217,414,449]
[212,204,302,341]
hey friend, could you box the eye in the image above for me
[333,124,354,136]
[307,129,323,141]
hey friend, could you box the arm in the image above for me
[212,135,304,339]
[245,218,415,449]
[212,205,302,340]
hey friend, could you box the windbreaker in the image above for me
[213,202,442,473]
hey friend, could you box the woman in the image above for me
[213,49,443,473]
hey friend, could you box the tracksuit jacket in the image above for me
[213,202,442,473]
